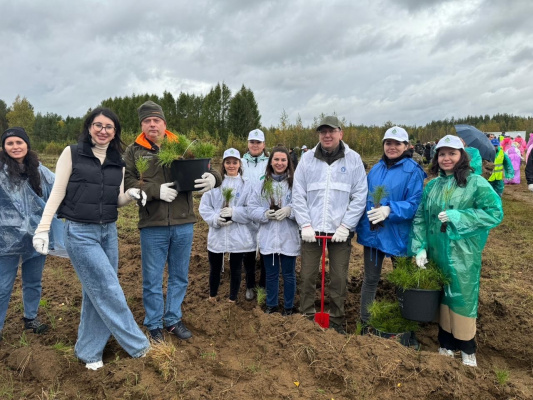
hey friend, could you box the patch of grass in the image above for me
[256,287,266,306]
[494,368,510,386]
[19,331,29,347]
[148,341,178,382]
[0,374,14,399]
[368,300,419,333]
[200,351,216,360]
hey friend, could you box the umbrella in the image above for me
[454,124,495,162]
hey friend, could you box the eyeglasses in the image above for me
[318,128,339,136]
[92,123,115,132]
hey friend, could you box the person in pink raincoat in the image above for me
[501,136,513,152]
[504,146,521,185]
[513,135,527,154]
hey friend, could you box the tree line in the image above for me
[2,87,532,157]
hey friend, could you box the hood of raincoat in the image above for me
[241,152,269,183]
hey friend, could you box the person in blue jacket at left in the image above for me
[356,126,426,333]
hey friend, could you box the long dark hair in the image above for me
[262,146,294,191]
[79,107,124,154]
[0,149,42,196]
[430,148,472,187]
[220,157,243,178]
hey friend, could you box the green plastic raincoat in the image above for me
[410,173,503,318]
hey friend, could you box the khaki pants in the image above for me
[299,238,352,325]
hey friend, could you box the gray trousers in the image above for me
[299,238,352,325]
[360,246,397,322]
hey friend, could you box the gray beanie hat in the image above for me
[138,100,166,123]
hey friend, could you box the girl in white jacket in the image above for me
[249,146,301,315]
[199,148,256,302]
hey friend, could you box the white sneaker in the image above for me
[438,347,455,358]
[245,288,255,301]
[86,361,104,370]
[461,351,477,367]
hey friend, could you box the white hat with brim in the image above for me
[435,135,464,150]
[382,126,409,142]
[223,148,241,160]
[301,145,307,149]
[247,129,265,142]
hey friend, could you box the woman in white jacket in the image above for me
[249,146,301,315]
[199,148,256,302]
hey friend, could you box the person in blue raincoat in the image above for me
[356,127,426,329]
[0,127,63,339]
[410,135,503,368]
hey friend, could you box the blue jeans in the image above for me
[0,253,46,332]
[263,254,296,309]
[65,220,149,363]
[140,224,193,330]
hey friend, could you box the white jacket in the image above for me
[199,175,256,253]
[292,142,368,233]
[241,152,269,183]
[248,179,301,257]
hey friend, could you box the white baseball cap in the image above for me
[223,148,241,160]
[383,126,409,142]
[301,145,307,149]
[247,129,265,142]
[435,135,464,150]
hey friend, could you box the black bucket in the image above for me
[170,158,211,192]
[397,288,441,322]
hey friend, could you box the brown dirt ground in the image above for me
[1,169,532,399]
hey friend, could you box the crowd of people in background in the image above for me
[2,106,533,372]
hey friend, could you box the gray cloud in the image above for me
[1,0,532,127]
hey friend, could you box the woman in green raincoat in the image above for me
[410,135,503,368]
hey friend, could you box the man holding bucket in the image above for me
[124,100,221,342]
[293,115,367,334]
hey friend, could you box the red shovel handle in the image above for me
[315,236,332,318]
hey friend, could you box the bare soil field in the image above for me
[1,166,532,399]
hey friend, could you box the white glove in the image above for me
[265,209,277,220]
[33,232,50,255]
[220,207,232,218]
[438,211,449,223]
[367,206,391,224]
[160,182,178,202]
[331,225,350,242]
[194,172,216,194]
[529,184,533,192]
[274,206,291,221]
[217,217,233,227]
[301,226,317,243]
[415,249,428,269]
[126,188,147,206]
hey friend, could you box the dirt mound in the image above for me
[0,179,532,399]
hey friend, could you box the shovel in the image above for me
[314,235,332,328]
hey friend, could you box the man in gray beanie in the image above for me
[123,100,222,342]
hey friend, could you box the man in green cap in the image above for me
[292,115,368,334]
[124,100,222,342]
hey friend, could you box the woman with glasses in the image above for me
[33,107,150,370]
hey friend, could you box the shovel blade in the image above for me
[314,312,330,328]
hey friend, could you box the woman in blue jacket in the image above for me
[356,127,426,326]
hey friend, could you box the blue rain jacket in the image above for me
[356,157,426,256]
[0,164,66,258]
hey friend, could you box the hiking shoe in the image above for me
[408,331,421,351]
[461,351,477,367]
[23,317,48,334]
[438,347,455,358]
[245,288,255,301]
[329,322,347,335]
[282,307,296,316]
[149,328,164,343]
[264,306,279,314]
[166,321,192,340]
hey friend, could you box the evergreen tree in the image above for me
[227,85,261,140]
[0,99,8,132]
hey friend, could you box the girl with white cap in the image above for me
[410,134,503,367]
[199,148,256,302]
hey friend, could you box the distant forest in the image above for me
[2,83,532,157]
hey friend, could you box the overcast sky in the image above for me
[1,0,532,128]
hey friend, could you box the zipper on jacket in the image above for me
[99,161,104,224]
[322,165,332,231]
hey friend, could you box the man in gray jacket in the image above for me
[292,116,367,334]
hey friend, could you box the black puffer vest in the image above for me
[57,139,125,224]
